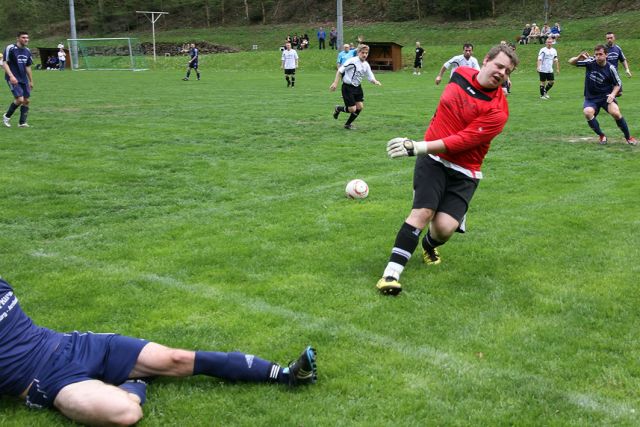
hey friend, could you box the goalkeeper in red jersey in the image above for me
[377,44,519,296]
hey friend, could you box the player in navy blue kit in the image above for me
[605,32,632,77]
[569,45,637,146]
[0,277,317,425]
[183,43,200,81]
[2,31,33,128]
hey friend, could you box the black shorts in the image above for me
[414,58,422,68]
[284,68,296,75]
[538,72,554,81]
[413,155,479,225]
[189,62,198,69]
[341,84,364,107]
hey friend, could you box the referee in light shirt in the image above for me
[329,44,381,130]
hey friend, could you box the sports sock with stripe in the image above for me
[194,351,284,383]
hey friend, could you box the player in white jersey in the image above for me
[329,44,382,130]
[281,42,299,88]
[537,37,560,99]
[435,43,480,85]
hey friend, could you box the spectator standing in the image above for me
[317,27,326,49]
[330,44,382,130]
[537,37,560,99]
[3,31,34,128]
[281,42,299,88]
[435,44,480,85]
[605,32,631,77]
[413,42,425,75]
[568,46,636,145]
[329,27,338,50]
[57,44,66,71]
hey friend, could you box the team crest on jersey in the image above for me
[245,354,255,368]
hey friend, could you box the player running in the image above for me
[3,31,33,128]
[569,45,637,145]
[377,44,519,295]
[330,44,382,130]
[0,277,317,425]
[434,43,480,85]
[183,43,200,81]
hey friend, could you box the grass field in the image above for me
[1,26,639,426]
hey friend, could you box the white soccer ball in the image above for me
[345,179,369,199]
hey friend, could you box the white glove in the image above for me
[387,137,428,158]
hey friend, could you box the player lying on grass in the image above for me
[0,277,317,426]
[568,45,637,146]
[377,44,519,296]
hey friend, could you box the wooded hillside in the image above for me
[1,0,639,38]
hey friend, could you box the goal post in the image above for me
[67,38,148,71]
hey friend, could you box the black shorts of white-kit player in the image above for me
[341,83,364,107]
[413,155,479,233]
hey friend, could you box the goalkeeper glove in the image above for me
[386,137,427,158]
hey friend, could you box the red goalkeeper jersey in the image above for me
[424,66,509,177]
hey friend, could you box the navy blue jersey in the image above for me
[3,44,33,84]
[576,58,621,99]
[190,48,199,65]
[0,278,62,396]
[606,44,626,69]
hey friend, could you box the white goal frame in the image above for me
[67,37,148,71]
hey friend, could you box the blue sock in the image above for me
[5,102,18,118]
[616,117,631,139]
[118,379,148,405]
[194,351,285,383]
[587,117,603,136]
[19,106,28,124]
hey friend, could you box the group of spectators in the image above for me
[284,27,339,50]
[519,22,561,44]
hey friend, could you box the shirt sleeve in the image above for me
[575,59,590,68]
[441,108,508,153]
[618,48,626,62]
[365,64,376,82]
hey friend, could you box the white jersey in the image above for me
[281,49,298,70]
[537,47,557,73]
[443,54,480,76]
[58,50,66,62]
[338,56,375,87]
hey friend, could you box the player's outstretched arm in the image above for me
[387,137,446,159]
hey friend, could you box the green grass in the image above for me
[1,33,639,427]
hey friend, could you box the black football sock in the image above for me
[544,82,554,93]
[337,106,349,113]
[616,117,631,139]
[291,76,295,87]
[194,351,281,383]
[5,102,18,118]
[345,109,360,126]
[196,71,200,79]
[539,85,546,96]
[118,379,148,405]
[19,106,29,124]
[422,230,445,252]
[389,222,421,267]
[587,118,604,136]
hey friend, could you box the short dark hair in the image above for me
[463,43,473,50]
[486,44,520,68]
[17,31,28,37]
[605,32,614,36]
[594,44,608,54]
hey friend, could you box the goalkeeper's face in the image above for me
[478,52,514,89]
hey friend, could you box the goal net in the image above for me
[67,38,147,71]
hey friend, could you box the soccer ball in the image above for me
[345,179,369,199]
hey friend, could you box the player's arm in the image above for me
[26,65,33,89]
[366,67,381,86]
[554,57,560,73]
[435,64,447,85]
[2,61,17,85]
[387,137,446,158]
[568,52,589,65]
[329,68,343,91]
[536,57,542,71]
[622,58,632,77]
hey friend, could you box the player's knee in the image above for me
[407,208,434,228]
[112,401,143,426]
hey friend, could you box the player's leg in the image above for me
[344,91,363,128]
[4,89,24,127]
[129,342,317,386]
[606,102,632,141]
[54,380,143,426]
[195,65,200,80]
[18,91,30,127]
[539,73,547,97]
[583,104,606,143]
[544,79,554,96]
[290,69,296,87]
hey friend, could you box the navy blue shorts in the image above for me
[7,81,30,98]
[25,332,148,409]
[584,97,615,115]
